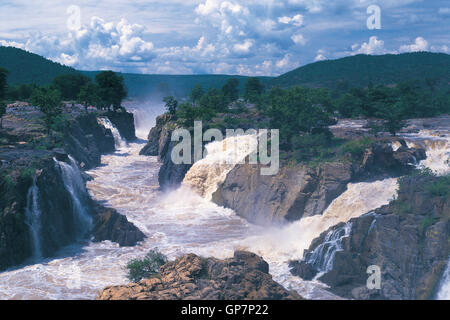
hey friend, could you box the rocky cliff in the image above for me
[212,141,425,225]
[98,251,303,300]
[290,174,449,300]
[140,113,194,189]
[0,111,144,271]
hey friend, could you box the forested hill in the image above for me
[271,52,450,89]
[0,46,78,85]
[1,46,449,98]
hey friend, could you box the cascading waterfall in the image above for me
[183,134,258,200]
[436,258,450,300]
[0,119,448,300]
[404,130,450,175]
[97,117,127,149]
[54,156,92,237]
[24,176,43,261]
[304,222,352,278]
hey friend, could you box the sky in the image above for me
[0,0,449,76]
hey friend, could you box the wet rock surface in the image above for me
[92,204,146,247]
[212,141,425,225]
[98,251,303,300]
[0,108,144,270]
[290,174,450,300]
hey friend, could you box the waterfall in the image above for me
[242,178,398,263]
[97,117,127,149]
[304,222,352,278]
[404,130,450,175]
[25,176,43,261]
[183,134,258,200]
[54,156,93,237]
[436,257,450,300]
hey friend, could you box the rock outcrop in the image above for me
[139,114,190,189]
[98,251,303,300]
[0,111,144,271]
[213,162,352,225]
[105,111,137,142]
[290,174,449,300]
[92,204,145,247]
[212,141,426,225]
[63,113,115,169]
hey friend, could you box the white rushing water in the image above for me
[0,114,448,300]
[436,258,450,300]
[55,156,93,237]
[97,117,128,149]
[24,176,43,261]
[183,134,258,200]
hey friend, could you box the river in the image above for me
[0,111,448,300]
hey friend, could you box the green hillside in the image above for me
[1,46,449,99]
[0,46,79,85]
[271,52,450,89]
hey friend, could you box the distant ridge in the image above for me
[270,52,450,89]
[0,46,78,85]
[1,46,449,99]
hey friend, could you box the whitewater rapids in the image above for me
[0,115,448,300]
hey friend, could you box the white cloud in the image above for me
[399,37,428,52]
[354,36,388,55]
[233,39,254,54]
[278,14,304,27]
[314,49,327,61]
[291,33,307,45]
[438,7,450,15]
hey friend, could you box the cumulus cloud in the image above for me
[278,14,304,27]
[314,49,327,61]
[291,33,307,45]
[0,0,448,76]
[9,17,156,72]
[398,37,428,53]
[353,36,388,55]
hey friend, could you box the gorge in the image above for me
[0,105,448,300]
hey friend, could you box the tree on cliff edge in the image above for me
[32,87,62,135]
[95,71,127,112]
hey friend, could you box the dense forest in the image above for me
[2,46,449,100]
[272,52,450,90]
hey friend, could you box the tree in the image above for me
[78,83,99,113]
[222,78,239,104]
[0,68,8,128]
[267,86,333,149]
[95,71,127,111]
[163,96,178,115]
[190,84,204,105]
[244,77,264,103]
[31,87,62,134]
[376,102,407,136]
[199,88,227,114]
[52,73,91,100]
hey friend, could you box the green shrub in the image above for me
[424,175,450,197]
[341,137,374,159]
[125,249,168,283]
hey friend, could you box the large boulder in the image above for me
[92,204,146,247]
[290,174,450,300]
[97,251,303,300]
[212,162,352,225]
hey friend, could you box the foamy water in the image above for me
[0,114,448,300]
